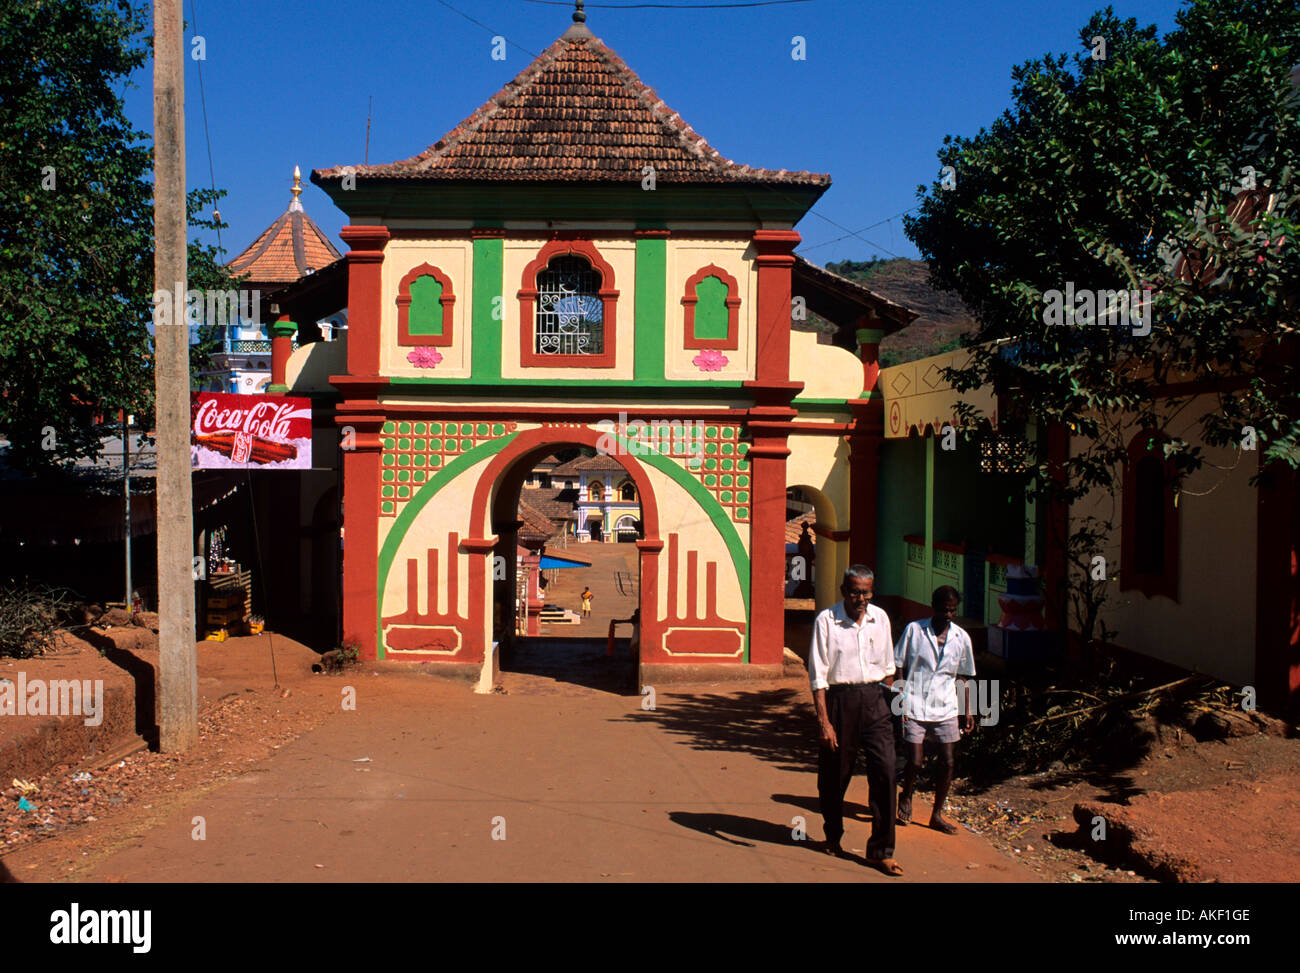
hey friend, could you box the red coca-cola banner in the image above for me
[190,392,312,470]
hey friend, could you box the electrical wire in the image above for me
[188,0,221,252]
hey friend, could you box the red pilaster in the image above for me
[339,225,391,377]
[268,314,295,394]
[460,536,497,665]
[636,538,663,661]
[338,414,384,660]
[745,382,799,666]
[752,229,800,384]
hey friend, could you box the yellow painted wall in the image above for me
[664,238,756,381]
[790,330,861,399]
[500,238,637,380]
[1070,395,1257,684]
[380,239,474,379]
[286,337,346,392]
[881,348,997,438]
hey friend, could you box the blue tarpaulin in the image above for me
[539,553,592,570]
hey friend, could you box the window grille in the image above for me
[980,434,1027,474]
[536,256,603,356]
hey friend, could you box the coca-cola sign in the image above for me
[190,392,312,470]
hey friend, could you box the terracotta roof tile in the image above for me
[786,509,818,544]
[228,199,341,289]
[517,499,558,540]
[314,34,828,189]
[550,452,629,475]
[531,485,579,520]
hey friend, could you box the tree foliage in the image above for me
[0,0,154,472]
[905,0,1300,644]
[906,0,1300,493]
[0,1,240,473]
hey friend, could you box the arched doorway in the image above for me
[786,484,845,611]
[479,437,656,692]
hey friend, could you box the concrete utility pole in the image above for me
[123,410,131,609]
[154,0,198,751]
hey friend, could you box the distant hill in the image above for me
[823,257,977,367]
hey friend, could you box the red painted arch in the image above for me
[517,238,619,369]
[467,425,663,660]
[470,426,660,543]
[396,263,456,347]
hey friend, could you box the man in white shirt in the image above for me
[809,565,901,876]
[893,585,976,834]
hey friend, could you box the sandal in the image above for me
[866,857,904,876]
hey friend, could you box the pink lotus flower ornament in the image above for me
[407,348,443,368]
[692,348,729,371]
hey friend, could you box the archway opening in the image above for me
[490,444,647,692]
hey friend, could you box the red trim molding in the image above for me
[1120,430,1180,602]
[682,264,741,350]
[339,225,391,377]
[396,263,455,347]
[752,229,800,384]
[518,237,619,369]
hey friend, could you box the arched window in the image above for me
[1121,431,1179,601]
[518,238,619,368]
[397,264,455,347]
[588,481,604,502]
[618,479,637,501]
[537,256,603,356]
[682,264,741,350]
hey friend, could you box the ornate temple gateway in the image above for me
[289,9,912,676]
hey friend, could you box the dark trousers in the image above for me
[818,682,896,858]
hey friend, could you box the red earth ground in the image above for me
[2,627,1296,882]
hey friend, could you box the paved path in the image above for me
[57,672,1035,883]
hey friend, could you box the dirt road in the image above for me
[5,661,1035,883]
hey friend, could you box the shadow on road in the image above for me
[502,636,637,695]
[615,687,818,771]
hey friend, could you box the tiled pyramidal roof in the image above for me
[315,31,829,188]
[228,171,342,289]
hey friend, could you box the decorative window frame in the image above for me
[1120,430,1180,601]
[519,238,619,368]
[396,263,456,347]
[681,263,741,350]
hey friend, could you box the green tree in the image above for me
[0,1,243,472]
[186,187,241,389]
[0,0,154,472]
[905,0,1300,645]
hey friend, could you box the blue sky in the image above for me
[121,0,1185,267]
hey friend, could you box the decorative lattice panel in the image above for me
[621,422,751,524]
[380,420,518,516]
[980,434,1028,474]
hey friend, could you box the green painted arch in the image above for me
[374,431,753,662]
[609,433,752,662]
[375,434,518,659]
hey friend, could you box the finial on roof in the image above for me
[562,0,593,38]
[289,165,304,211]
